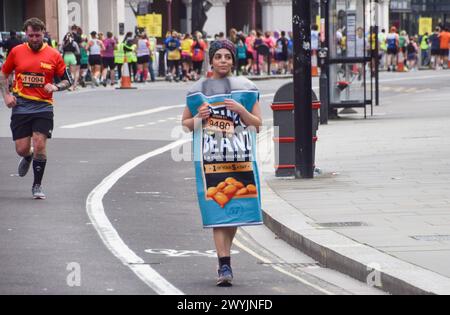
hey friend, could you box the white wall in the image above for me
[125,2,137,35]
[260,0,292,32]
[204,0,229,36]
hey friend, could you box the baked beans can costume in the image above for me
[186,76,263,228]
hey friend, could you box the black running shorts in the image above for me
[137,55,151,64]
[89,55,102,66]
[10,112,54,141]
[102,57,115,69]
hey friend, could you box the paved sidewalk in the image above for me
[260,71,450,294]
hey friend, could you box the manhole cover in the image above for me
[314,222,369,228]
[411,235,450,242]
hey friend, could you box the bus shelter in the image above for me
[322,0,379,120]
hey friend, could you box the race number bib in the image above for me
[21,72,45,88]
[206,116,235,134]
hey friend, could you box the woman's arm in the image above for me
[224,99,262,133]
[182,103,210,132]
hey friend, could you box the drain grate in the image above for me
[259,262,321,269]
[314,221,369,228]
[411,235,450,242]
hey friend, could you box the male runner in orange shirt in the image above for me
[0,18,73,199]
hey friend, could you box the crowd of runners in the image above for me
[3,23,450,91]
[376,26,450,72]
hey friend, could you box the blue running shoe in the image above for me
[217,265,233,287]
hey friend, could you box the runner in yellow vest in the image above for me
[123,32,137,81]
[420,33,430,67]
[115,42,125,80]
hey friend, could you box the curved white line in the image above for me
[86,139,190,295]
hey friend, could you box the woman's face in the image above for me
[212,48,233,77]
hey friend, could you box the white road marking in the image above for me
[233,238,334,295]
[86,120,340,294]
[86,139,190,295]
[59,93,277,129]
[61,104,185,129]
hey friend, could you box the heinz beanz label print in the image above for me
[187,77,263,228]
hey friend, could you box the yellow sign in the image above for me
[418,17,432,35]
[137,13,162,38]
[316,15,321,31]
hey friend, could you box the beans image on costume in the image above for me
[236,188,249,196]
[247,185,257,194]
[217,182,227,191]
[223,184,238,198]
[225,177,237,185]
[213,192,229,208]
[234,181,245,189]
[207,187,219,198]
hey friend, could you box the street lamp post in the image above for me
[293,0,314,179]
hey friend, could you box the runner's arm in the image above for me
[0,71,10,97]
[0,71,16,108]
[55,68,73,91]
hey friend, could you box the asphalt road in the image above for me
[1,70,446,295]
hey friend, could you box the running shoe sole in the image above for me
[217,277,233,287]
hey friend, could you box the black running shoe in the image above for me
[18,152,33,177]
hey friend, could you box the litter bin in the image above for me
[271,82,320,177]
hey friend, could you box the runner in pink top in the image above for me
[245,30,256,74]
[101,32,117,86]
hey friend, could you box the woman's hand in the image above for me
[224,99,246,115]
[197,102,211,120]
